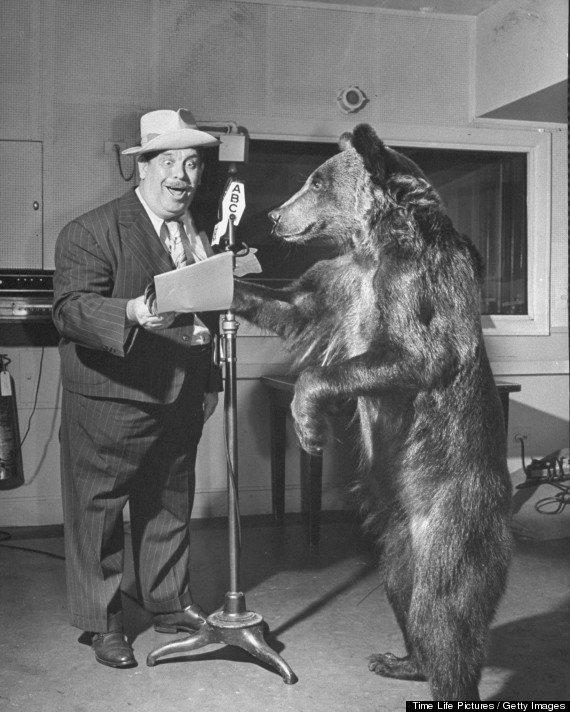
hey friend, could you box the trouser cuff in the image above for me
[143,591,193,614]
[70,609,123,634]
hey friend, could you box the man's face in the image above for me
[138,148,203,220]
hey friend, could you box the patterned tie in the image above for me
[164,220,190,268]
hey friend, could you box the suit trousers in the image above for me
[59,348,211,633]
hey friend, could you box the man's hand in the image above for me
[126,295,175,330]
[203,392,219,422]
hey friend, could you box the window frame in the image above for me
[244,122,552,337]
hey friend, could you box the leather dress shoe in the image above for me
[153,603,208,633]
[91,631,137,668]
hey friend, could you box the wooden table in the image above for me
[261,374,521,550]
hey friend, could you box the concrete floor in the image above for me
[0,515,568,712]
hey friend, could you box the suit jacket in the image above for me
[53,189,222,403]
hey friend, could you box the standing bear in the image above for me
[231,124,512,701]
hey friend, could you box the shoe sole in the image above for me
[94,654,137,668]
[153,623,198,634]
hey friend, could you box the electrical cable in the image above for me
[19,346,44,449]
[0,540,65,560]
[223,404,242,552]
[535,482,570,515]
[114,144,135,182]
[0,527,64,560]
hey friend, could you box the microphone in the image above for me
[212,178,246,248]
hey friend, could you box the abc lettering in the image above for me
[229,186,242,212]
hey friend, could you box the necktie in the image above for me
[164,220,190,268]
[163,219,210,342]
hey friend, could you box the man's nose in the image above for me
[171,163,187,180]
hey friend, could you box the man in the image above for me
[53,109,221,669]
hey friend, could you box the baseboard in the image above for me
[0,509,360,540]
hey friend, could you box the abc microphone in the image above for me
[212,178,262,276]
[212,178,246,249]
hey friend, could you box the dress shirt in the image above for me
[135,188,212,262]
[135,188,212,340]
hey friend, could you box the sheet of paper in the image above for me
[154,252,234,314]
[234,248,263,277]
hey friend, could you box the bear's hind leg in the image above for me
[431,679,480,702]
[368,652,426,681]
[408,531,510,701]
[408,597,485,701]
[369,524,426,682]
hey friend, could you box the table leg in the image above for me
[269,401,287,525]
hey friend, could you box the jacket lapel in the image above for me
[119,190,173,277]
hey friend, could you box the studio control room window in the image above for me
[195,128,550,334]
[402,147,527,316]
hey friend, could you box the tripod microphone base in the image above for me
[146,592,298,685]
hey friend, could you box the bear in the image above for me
[231,123,512,701]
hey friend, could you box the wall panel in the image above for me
[44,0,154,102]
[153,0,471,126]
[0,0,566,527]
[475,0,568,116]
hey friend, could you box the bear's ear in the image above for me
[352,123,393,186]
[338,131,353,152]
[351,124,388,186]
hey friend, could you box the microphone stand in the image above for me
[147,164,298,685]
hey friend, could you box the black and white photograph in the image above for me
[0,1,568,710]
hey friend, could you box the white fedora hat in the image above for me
[122,108,219,155]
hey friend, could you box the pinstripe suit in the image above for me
[53,189,221,633]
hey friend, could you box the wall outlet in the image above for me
[513,431,530,447]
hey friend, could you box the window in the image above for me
[400,147,527,316]
[194,125,550,335]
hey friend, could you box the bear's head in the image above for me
[268,124,442,254]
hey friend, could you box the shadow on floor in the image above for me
[488,596,570,700]
[2,518,569,709]
[121,514,376,646]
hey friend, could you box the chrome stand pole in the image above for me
[147,175,297,684]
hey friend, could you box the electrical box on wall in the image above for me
[0,140,43,269]
[219,133,249,163]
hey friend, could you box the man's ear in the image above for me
[351,124,388,187]
[137,157,148,180]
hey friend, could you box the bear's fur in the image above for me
[231,124,512,701]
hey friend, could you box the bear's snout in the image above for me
[268,207,281,225]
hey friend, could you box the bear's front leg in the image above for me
[290,368,329,455]
[232,279,298,339]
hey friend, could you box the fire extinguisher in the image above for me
[0,355,24,490]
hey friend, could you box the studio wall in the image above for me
[0,0,567,526]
